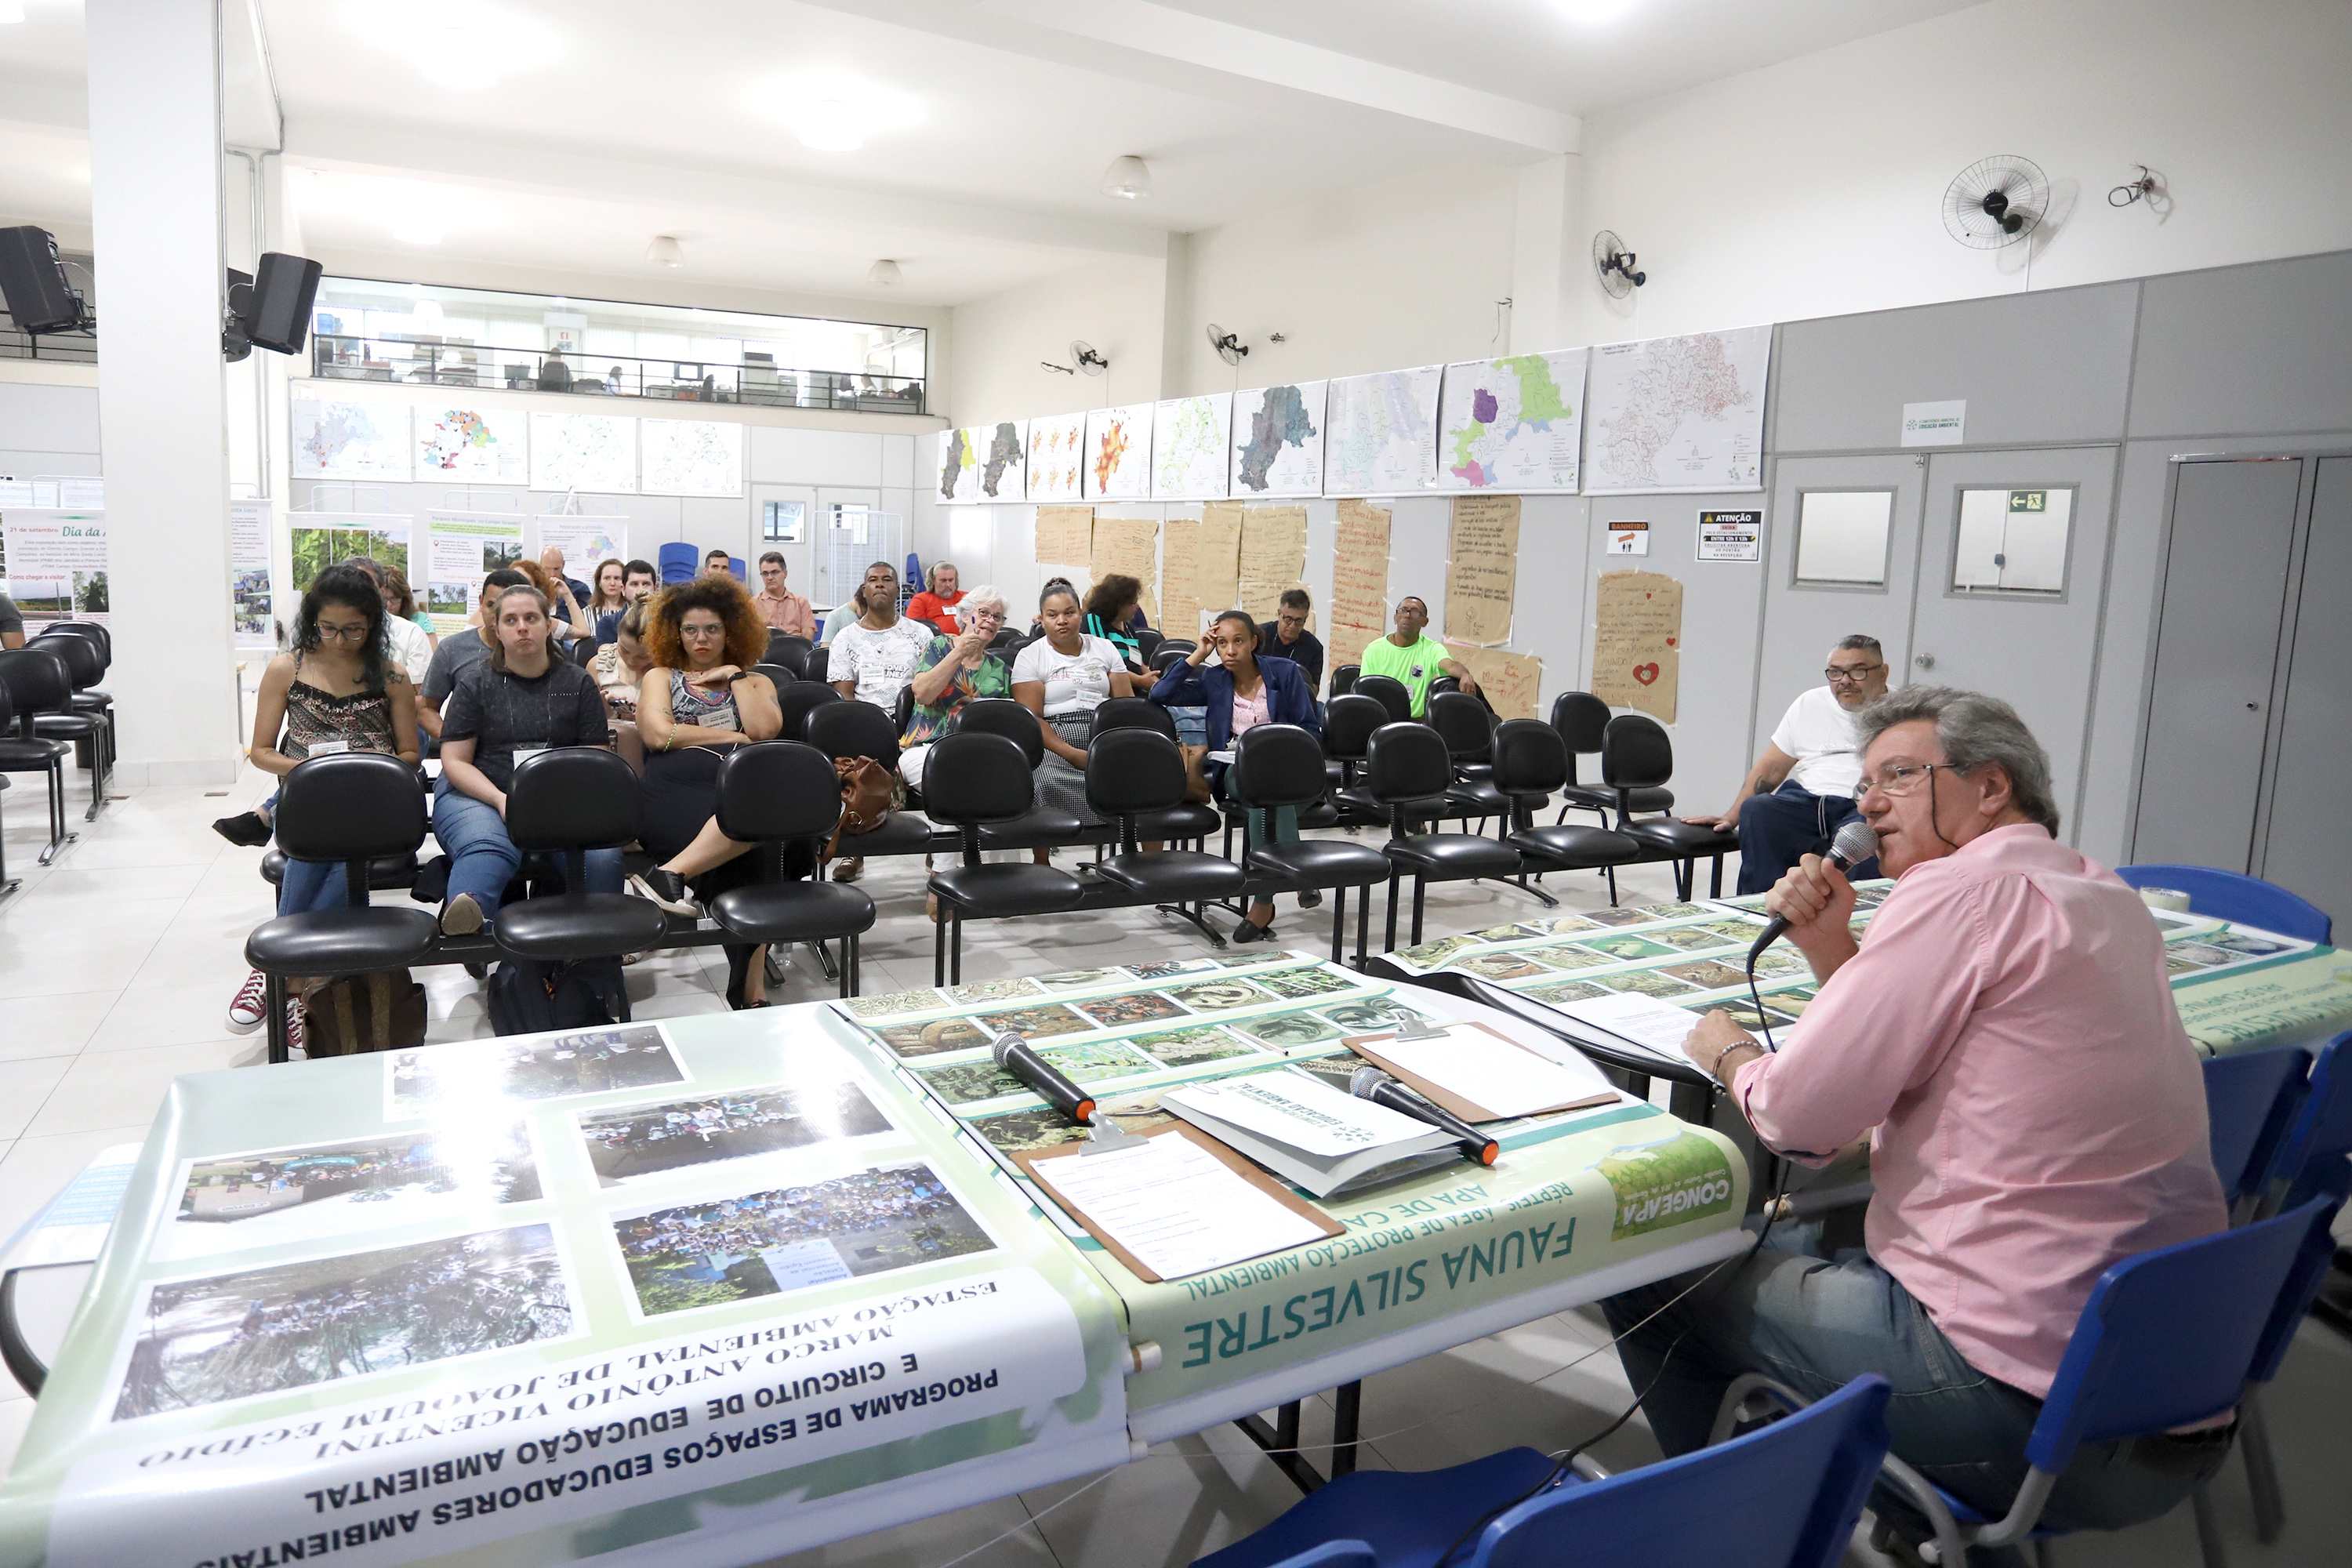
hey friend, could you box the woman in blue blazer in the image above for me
[1151,609,1323,941]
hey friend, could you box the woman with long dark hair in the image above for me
[586,557,630,619]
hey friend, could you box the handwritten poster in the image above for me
[1036,505,1094,567]
[1329,499,1392,673]
[1592,569,1683,724]
[1446,644,1544,721]
[1161,515,1202,638]
[1445,494,1520,648]
[1238,505,1308,623]
[1090,515,1161,623]
[1196,501,1243,618]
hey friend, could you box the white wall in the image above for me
[946,254,1167,424]
[0,369,102,480]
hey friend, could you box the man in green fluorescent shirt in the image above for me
[1358,595,1478,716]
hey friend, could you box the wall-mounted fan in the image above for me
[1206,323,1248,366]
[1592,231,1645,297]
[1943,156,2049,249]
[1069,339,1108,375]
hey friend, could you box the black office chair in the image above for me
[1356,673,1414,725]
[801,700,952,862]
[1085,728,1246,906]
[765,632,814,677]
[1134,626,1165,665]
[1602,713,1741,900]
[1091,698,1221,843]
[1150,644,1194,674]
[1368,722,1525,950]
[804,643,831,686]
[244,752,437,1063]
[1322,692,1396,827]
[20,640,109,816]
[1553,691,1671,826]
[261,848,417,892]
[0,648,90,854]
[772,681,844,742]
[1428,690,1508,826]
[566,635,598,668]
[952,698,1084,851]
[1330,662,1359,697]
[923,731,1085,984]
[494,748,668,974]
[709,741,877,999]
[752,662,798,695]
[1229,724,1390,965]
[1490,720,1643,906]
[36,623,113,730]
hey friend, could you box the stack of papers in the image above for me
[1162,1069,1459,1197]
[1031,1133,1331,1280]
[1555,993,1709,1065]
[1359,1025,1620,1120]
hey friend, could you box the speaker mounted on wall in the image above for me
[0,226,89,336]
[222,250,323,361]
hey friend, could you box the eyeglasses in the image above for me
[967,610,1007,625]
[316,623,372,643]
[1824,663,1882,684]
[1853,761,1965,800]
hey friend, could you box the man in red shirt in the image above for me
[906,561,967,633]
[751,552,815,638]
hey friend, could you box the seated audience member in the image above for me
[1258,587,1325,695]
[752,551,816,637]
[583,556,630,629]
[541,546,593,614]
[514,557,590,643]
[905,561,968,633]
[379,562,437,651]
[623,576,783,1007]
[1012,582,1135,829]
[0,590,22,649]
[1083,574,1149,676]
[1027,576,1077,637]
[418,568,533,740]
[341,557,432,688]
[702,546,735,580]
[898,586,1013,789]
[1692,634,1888,894]
[1604,688,2228,1549]
[595,558,659,645]
[223,565,420,1038]
[1359,595,1475,717]
[590,599,656,770]
[432,583,621,936]
[826,560,930,884]
[1152,610,1321,942]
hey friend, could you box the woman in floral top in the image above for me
[898,585,1012,789]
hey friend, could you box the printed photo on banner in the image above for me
[387,1024,686,1118]
[576,1080,895,1186]
[289,512,409,590]
[0,508,109,621]
[916,1041,1160,1107]
[969,1098,1177,1159]
[425,510,527,631]
[110,1223,578,1422]
[610,1162,996,1319]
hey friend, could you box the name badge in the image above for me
[305,739,350,757]
[510,745,549,762]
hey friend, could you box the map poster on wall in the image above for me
[1035,504,1094,567]
[535,515,628,577]
[415,405,527,484]
[938,423,1025,503]
[1592,568,1683,724]
[1085,405,1149,499]
[1446,644,1543,720]
[1437,349,1588,492]
[1089,514,1160,622]
[1160,514,1202,637]
[1237,506,1308,622]
[229,500,271,648]
[1324,365,1443,495]
[424,510,525,633]
[1327,499,1392,672]
[289,511,408,593]
[1028,412,1087,503]
[642,418,745,498]
[1230,382,1327,499]
[289,397,412,482]
[1582,325,1769,495]
[1445,494,1520,647]
[528,410,637,493]
[1151,394,1232,502]
[0,508,107,622]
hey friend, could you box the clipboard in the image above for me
[1345,1021,1621,1123]
[1014,1123,1344,1284]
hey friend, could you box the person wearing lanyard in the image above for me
[1012,581,1136,833]
[433,583,622,937]
[1083,573,1149,677]
[1151,609,1321,942]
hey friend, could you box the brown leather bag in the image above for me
[301,971,428,1056]
[826,755,897,861]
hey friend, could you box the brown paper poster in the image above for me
[1160,514,1202,638]
[1329,499,1392,673]
[1197,501,1243,619]
[1445,644,1544,721]
[1237,505,1308,622]
[1089,515,1162,623]
[1592,569,1683,724]
[1034,505,1094,567]
[1445,494,1520,648]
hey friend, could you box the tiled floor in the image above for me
[2,760,2347,1567]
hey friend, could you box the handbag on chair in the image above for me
[824,756,897,862]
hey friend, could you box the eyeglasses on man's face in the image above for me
[1825,662,1882,684]
[1853,760,1965,800]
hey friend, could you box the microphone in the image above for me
[1349,1066,1498,1166]
[992,1032,1096,1124]
[1747,818,1882,971]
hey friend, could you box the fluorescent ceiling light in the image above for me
[1101,155,1151,200]
[1555,0,1639,20]
[868,260,902,287]
[647,234,685,267]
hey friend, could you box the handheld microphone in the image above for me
[1747,818,1882,971]
[1349,1066,1499,1166]
[992,1032,1096,1124]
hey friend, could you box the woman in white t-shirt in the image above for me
[1011,582,1134,823]
[825,561,931,884]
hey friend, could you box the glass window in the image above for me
[1795,490,1893,586]
[830,503,872,546]
[763,500,805,543]
[1953,486,2072,595]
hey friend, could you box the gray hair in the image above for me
[1856,686,2060,835]
[927,560,958,590]
[958,583,1009,618]
[1835,633,1882,656]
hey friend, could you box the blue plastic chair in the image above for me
[1264,1546,1374,1568]
[2114,864,2332,945]
[2270,1033,2352,1208]
[2205,1047,2311,1210]
[657,543,698,584]
[1198,1374,1893,1568]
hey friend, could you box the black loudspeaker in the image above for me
[244,252,321,354]
[0,226,87,335]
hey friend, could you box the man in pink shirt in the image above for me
[1604,687,2230,1552]
[751,552,815,640]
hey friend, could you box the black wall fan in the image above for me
[1592,231,1645,297]
[1206,324,1248,366]
[1943,156,2049,248]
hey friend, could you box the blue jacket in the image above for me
[1149,654,1322,753]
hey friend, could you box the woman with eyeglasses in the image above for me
[897,584,1014,791]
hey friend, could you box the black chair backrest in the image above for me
[1490,719,1570,797]
[1552,691,1613,754]
[922,732,1036,825]
[1330,662,1359,696]
[33,632,103,689]
[1367,720,1454,807]
[987,626,1024,652]
[715,740,842,843]
[1229,724,1326,811]
[1134,627,1164,663]
[1428,690,1494,760]
[1602,713,1676,791]
[752,662,797,693]
[804,644,831,685]
[893,684,918,736]
[567,634,598,668]
[1428,674,1462,698]
[1149,645,1192,673]
[504,746,641,852]
[801,698,894,764]
[274,751,427,865]
[0,647,74,724]
[40,623,110,673]
[1356,673,1414,724]
[1093,696,1178,740]
[1321,693,1388,762]
[773,681,845,742]
[1084,727,1187,820]
[953,697,1044,767]
[0,674,13,733]
[765,632,813,677]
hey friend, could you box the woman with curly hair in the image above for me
[510,557,592,643]
[626,575,785,1007]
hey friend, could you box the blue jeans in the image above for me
[432,779,622,924]
[1735,779,1879,895]
[275,855,349,919]
[1601,1223,2228,1550]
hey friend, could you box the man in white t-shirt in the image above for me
[1688,633,1889,894]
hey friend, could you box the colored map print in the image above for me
[1027,412,1086,502]
[528,411,636,493]
[1584,327,1769,495]
[1152,394,1232,500]
[938,428,974,501]
[1325,365,1442,494]
[291,398,412,481]
[416,406,525,483]
[1088,405,1150,499]
[1231,382,1326,497]
[982,421,1025,499]
[1436,350,1586,492]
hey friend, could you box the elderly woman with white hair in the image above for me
[896,583,1013,792]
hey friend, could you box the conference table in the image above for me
[0,952,1748,1568]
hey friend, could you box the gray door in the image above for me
[2256,457,2352,924]
[1909,447,2118,843]
[2130,459,2304,871]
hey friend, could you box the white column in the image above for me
[86,0,240,784]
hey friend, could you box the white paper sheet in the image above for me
[1033,1135,1328,1279]
[1163,1073,1429,1156]
[1371,1029,1617,1119]
[1557,993,1707,1063]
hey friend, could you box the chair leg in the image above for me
[1604,863,1618,906]
[264,972,289,1065]
[1329,885,1345,965]
[1331,1381,1362,1478]
[1513,873,1559,909]
[848,933,861,997]
[933,906,946,986]
[1710,854,1726,899]
[1384,870,1401,953]
[2238,1388,2284,1542]
[1356,881,1371,967]
[2190,1480,2229,1568]
[38,759,73,866]
[1410,878,1427,946]
[950,913,964,985]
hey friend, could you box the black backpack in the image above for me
[485,956,630,1036]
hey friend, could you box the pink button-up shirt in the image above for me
[1732,823,2224,1396]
